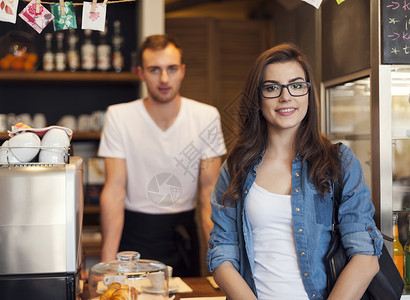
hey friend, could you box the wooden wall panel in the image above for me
[167,17,272,150]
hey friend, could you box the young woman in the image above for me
[207,44,383,300]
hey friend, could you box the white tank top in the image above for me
[246,182,309,300]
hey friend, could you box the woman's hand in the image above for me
[213,261,258,300]
[328,254,379,300]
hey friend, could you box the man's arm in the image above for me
[199,156,222,242]
[100,157,127,262]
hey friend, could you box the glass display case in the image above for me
[323,71,372,189]
[391,66,410,213]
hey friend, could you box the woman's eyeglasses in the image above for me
[260,82,311,98]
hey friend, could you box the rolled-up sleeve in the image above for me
[338,145,383,258]
[207,162,240,272]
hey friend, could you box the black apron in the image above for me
[119,209,200,277]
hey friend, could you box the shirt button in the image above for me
[253,171,256,176]
[304,272,308,277]
[295,207,300,212]
[244,190,248,195]
[295,172,300,177]
[301,251,305,256]
[298,228,303,233]
[294,188,299,193]
[312,294,316,298]
[295,157,299,161]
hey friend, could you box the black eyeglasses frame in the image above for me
[259,82,311,99]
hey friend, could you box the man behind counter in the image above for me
[98,34,226,276]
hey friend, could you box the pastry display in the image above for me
[100,282,139,300]
[89,251,169,299]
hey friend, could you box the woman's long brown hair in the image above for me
[223,43,340,205]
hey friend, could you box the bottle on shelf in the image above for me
[404,215,410,290]
[81,29,96,71]
[393,212,404,280]
[112,20,124,72]
[55,32,66,72]
[67,29,80,72]
[97,29,111,72]
[43,33,54,72]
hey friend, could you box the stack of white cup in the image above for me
[39,129,70,163]
[0,132,41,163]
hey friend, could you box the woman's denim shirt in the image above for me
[207,144,383,300]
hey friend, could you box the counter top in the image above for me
[174,277,224,299]
[82,276,224,300]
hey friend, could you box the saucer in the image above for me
[142,285,178,294]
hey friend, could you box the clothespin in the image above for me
[91,0,97,12]
[36,0,40,14]
[59,0,65,17]
[102,0,108,6]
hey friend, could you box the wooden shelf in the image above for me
[0,132,8,140]
[84,205,100,214]
[73,131,101,140]
[0,71,139,84]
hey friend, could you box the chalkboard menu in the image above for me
[382,0,410,64]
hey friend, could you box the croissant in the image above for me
[111,287,138,300]
[100,288,116,300]
[109,282,122,290]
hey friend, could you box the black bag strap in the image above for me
[331,143,344,232]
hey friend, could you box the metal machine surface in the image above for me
[0,157,84,299]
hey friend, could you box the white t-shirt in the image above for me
[98,98,227,214]
[247,182,309,300]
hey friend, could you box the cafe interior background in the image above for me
[0,0,409,279]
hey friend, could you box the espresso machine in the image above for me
[0,156,84,299]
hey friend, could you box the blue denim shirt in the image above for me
[207,144,383,300]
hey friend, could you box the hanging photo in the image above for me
[81,1,106,32]
[19,0,54,34]
[302,0,323,9]
[51,1,77,31]
[0,0,19,24]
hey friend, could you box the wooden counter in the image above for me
[174,277,224,299]
[83,276,224,299]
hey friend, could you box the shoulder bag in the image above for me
[324,163,404,300]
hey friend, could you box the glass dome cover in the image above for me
[89,251,169,299]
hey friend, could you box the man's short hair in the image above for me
[138,34,183,67]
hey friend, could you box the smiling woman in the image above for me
[207,43,382,300]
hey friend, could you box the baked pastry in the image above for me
[109,282,122,290]
[111,287,138,300]
[100,283,138,300]
[100,288,116,300]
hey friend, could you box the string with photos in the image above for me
[0,0,137,35]
[21,0,136,5]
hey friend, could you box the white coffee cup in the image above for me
[166,265,173,279]
[39,150,65,163]
[41,129,70,151]
[57,115,77,131]
[78,114,91,131]
[91,111,105,131]
[39,129,70,163]
[33,113,47,128]
[9,132,41,162]
[0,114,7,132]
[103,275,125,287]
[0,141,20,163]
[148,271,166,291]
[18,113,32,126]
